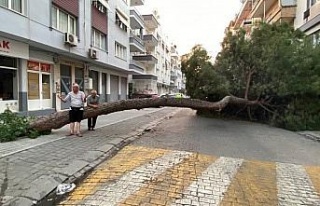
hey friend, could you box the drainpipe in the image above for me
[263,0,266,21]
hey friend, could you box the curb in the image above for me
[35,108,182,206]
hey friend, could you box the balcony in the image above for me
[132,53,158,65]
[130,35,145,53]
[251,0,277,18]
[171,71,178,80]
[143,34,159,47]
[266,7,296,24]
[130,0,144,6]
[142,14,160,29]
[129,60,145,74]
[130,9,144,29]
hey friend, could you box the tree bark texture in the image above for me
[29,96,258,132]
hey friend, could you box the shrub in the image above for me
[0,109,41,142]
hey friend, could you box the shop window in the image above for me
[27,61,51,100]
[92,28,106,50]
[89,70,99,93]
[28,73,40,100]
[0,68,17,101]
[51,6,77,35]
[0,0,23,14]
[42,74,51,99]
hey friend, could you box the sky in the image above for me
[138,0,242,57]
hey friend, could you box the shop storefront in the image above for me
[0,36,29,113]
[57,61,85,110]
[27,61,52,111]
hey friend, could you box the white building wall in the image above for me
[294,0,307,29]
[108,0,130,70]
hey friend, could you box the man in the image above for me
[87,90,100,131]
[57,83,85,137]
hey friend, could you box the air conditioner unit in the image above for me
[89,48,98,59]
[65,33,78,46]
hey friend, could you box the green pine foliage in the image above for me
[183,23,320,131]
[0,109,41,142]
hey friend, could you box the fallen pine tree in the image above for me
[29,96,259,132]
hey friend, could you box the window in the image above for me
[311,31,320,46]
[92,29,106,50]
[0,0,23,13]
[51,6,77,35]
[0,56,17,101]
[307,0,317,9]
[27,61,51,100]
[115,42,127,60]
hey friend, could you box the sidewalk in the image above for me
[0,107,180,206]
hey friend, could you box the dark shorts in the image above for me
[69,107,84,123]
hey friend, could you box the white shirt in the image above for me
[63,91,85,108]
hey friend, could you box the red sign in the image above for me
[27,61,51,72]
[28,61,40,71]
[41,63,50,72]
[0,40,10,50]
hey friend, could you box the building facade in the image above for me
[295,0,320,44]
[0,0,131,115]
[170,45,183,93]
[227,0,297,36]
[129,9,182,96]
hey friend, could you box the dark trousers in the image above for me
[88,116,98,129]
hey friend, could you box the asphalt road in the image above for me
[134,109,320,166]
[60,108,320,206]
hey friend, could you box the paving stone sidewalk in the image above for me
[0,107,179,206]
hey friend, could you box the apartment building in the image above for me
[129,9,177,96]
[0,0,131,115]
[170,45,183,93]
[295,0,320,44]
[227,0,297,36]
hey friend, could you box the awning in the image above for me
[93,0,111,11]
[116,8,129,27]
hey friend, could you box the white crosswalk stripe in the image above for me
[83,150,192,206]
[171,157,243,206]
[277,162,320,206]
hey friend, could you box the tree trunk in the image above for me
[29,96,259,132]
[244,70,254,100]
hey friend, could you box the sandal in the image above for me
[76,133,83,137]
[66,133,74,136]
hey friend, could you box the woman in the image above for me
[86,89,100,131]
[57,83,86,137]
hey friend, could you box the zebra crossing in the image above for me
[59,145,320,206]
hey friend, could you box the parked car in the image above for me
[160,93,189,99]
[131,93,159,99]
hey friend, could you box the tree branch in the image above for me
[29,96,260,132]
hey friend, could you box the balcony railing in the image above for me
[130,0,144,7]
[132,53,158,64]
[143,34,158,47]
[129,60,145,73]
[129,34,145,53]
[130,8,145,29]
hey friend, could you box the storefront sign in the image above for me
[0,36,29,59]
[27,61,51,73]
